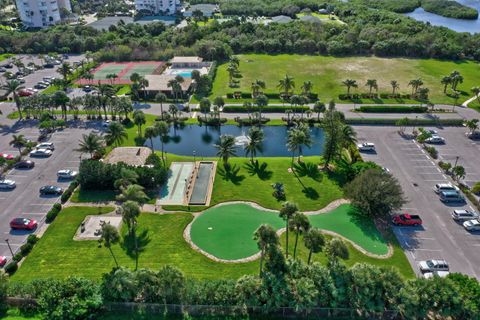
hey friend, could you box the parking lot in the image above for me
[0,124,96,260]
[355,125,480,279]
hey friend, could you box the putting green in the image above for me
[189,203,389,260]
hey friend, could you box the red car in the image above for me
[10,218,37,230]
[392,214,423,226]
[1,153,14,160]
[18,89,33,97]
[0,256,6,267]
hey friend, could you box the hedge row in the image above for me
[226,92,318,100]
[223,106,310,113]
[339,93,413,100]
[5,235,39,275]
[344,118,464,126]
[46,203,62,223]
[358,106,428,113]
[61,181,79,204]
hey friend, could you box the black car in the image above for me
[43,63,54,68]
[15,160,35,169]
[2,64,13,69]
[39,185,63,195]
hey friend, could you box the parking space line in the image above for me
[413,249,442,252]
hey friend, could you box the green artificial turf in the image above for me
[190,203,285,260]
[209,54,480,105]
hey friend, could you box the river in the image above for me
[404,0,480,33]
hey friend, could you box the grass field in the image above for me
[13,205,413,283]
[0,53,14,62]
[209,54,480,105]
[190,203,388,260]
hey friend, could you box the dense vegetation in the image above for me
[352,0,420,13]
[1,1,480,62]
[422,0,479,19]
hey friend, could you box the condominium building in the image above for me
[16,0,72,28]
[135,0,179,15]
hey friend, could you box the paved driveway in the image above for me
[354,126,480,279]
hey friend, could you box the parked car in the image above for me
[434,183,459,194]
[451,209,479,222]
[17,77,25,84]
[0,67,6,73]
[43,63,54,68]
[392,214,423,226]
[465,131,480,140]
[34,84,47,90]
[0,179,16,190]
[35,142,54,150]
[18,89,34,97]
[419,259,449,273]
[83,85,92,92]
[1,153,15,160]
[423,271,450,279]
[463,219,480,232]
[0,256,6,267]
[15,160,35,169]
[57,169,78,179]
[439,191,465,203]
[30,148,53,157]
[425,135,445,144]
[357,142,375,152]
[39,185,63,195]
[10,218,37,230]
[102,120,111,127]
[3,64,13,69]
[427,129,438,134]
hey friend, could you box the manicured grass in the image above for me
[161,204,208,212]
[0,53,14,62]
[210,54,480,105]
[70,188,157,205]
[12,206,257,282]
[116,84,131,96]
[210,157,344,211]
[190,203,285,259]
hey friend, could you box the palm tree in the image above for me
[199,97,211,119]
[465,119,479,135]
[96,84,115,119]
[57,62,72,82]
[76,132,104,159]
[251,79,266,98]
[390,80,399,95]
[255,94,268,120]
[155,93,168,119]
[117,184,148,205]
[130,72,141,84]
[105,122,128,147]
[441,76,452,93]
[253,224,278,277]
[106,73,118,85]
[114,168,138,190]
[230,55,240,67]
[279,202,298,258]
[245,127,264,162]
[139,77,149,99]
[133,110,146,137]
[286,124,313,164]
[304,228,325,264]
[313,101,326,121]
[214,135,237,166]
[169,104,179,121]
[3,80,24,119]
[289,213,311,259]
[365,79,378,94]
[277,74,295,97]
[144,126,157,150]
[342,79,357,95]
[100,223,120,268]
[154,121,170,162]
[213,96,225,114]
[340,125,357,148]
[450,71,463,91]
[9,134,27,154]
[301,81,313,97]
[408,79,423,95]
[167,79,181,102]
[226,63,237,87]
[118,200,141,270]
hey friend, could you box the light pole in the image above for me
[454,156,459,168]
[193,150,196,163]
[5,239,14,257]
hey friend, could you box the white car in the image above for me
[463,219,480,232]
[419,259,449,273]
[451,209,479,222]
[423,271,450,279]
[102,120,111,127]
[357,142,375,152]
[425,135,445,144]
[30,148,53,157]
[434,183,459,194]
[0,179,16,190]
[57,169,78,179]
[35,142,54,150]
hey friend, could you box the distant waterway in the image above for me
[404,0,480,33]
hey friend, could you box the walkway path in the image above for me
[462,95,478,107]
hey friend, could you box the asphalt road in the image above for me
[354,125,480,279]
[0,121,97,261]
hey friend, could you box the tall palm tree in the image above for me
[155,93,168,119]
[214,135,237,166]
[3,80,24,119]
[226,63,237,87]
[118,200,141,270]
[277,74,295,97]
[245,127,264,162]
[390,80,399,95]
[340,125,357,148]
[167,79,180,102]
[76,132,104,158]
[117,184,148,205]
[113,168,138,190]
[9,134,27,154]
[408,79,423,95]
[130,72,141,84]
[133,110,146,137]
[279,202,298,258]
[304,228,325,264]
[199,97,211,119]
[251,79,266,98]
[139,77,149,99]
[289,213,311,259]
[230,55,240,67]
[154,121,169,162]
[450,70,463,91]
[441,76,452,93]
[105,122,128,147]
[286,124,312,164]
[342,79,357,95]
[253,224,278,277]
[313,101,326,121]
[96,84,115,119]
[254,94,268,121]
[100,223,120,268]
[365,79,378,94]
[301,81,313,97]
[144,126,157,150]
[57,62,72,82]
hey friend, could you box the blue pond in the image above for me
[149,125,325,157]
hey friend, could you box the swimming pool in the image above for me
[167,69,193,77]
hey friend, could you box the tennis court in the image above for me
[76,61,165,85]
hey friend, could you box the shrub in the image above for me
[26,234,39,245]
[439,161,452,173]
[145,153,162,167]
[424,146,438,159]
[472,182,480,195]
[223,106,309,113]
[20,243,33,256]
[46,203,62,223]
[13,253,23,262]
[4,261,18,275]
[61,181,78,204]
[358,106,428,113]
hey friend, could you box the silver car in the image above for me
[463,219,480,232]
[419,259,449,273]
[30,148,53,157]
[423,271,450,279]
[0,179,16,190]
[451,209,479,222]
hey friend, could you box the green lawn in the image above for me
[0,54,14,62]
[209,54,480,105]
